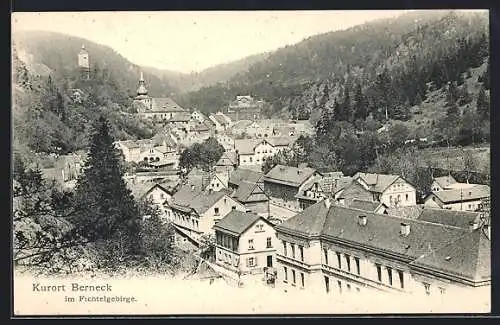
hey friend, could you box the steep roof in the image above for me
[169,185,226,214]
[150,98,185,113]
[264,164,317,188]
[386,205,425,220]
[213,210,263,236]
[126,182,172,201]
[231,181,267,203]
[353,172,402,193]
[433,175,457,189]
[234,139,261,155]
[276,199,330,237]
[229,168,264,186]
[417,208,483,229]
[265,136,298,147]
[430,185,490,204]
[216,151,237,167]
[336,181,374,202]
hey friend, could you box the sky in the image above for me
[11,10,440,73]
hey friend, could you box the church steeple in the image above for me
[137,71,148,96]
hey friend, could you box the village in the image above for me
[34,44,491,302]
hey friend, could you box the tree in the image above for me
[476,86,489,121]
[389,122,410,147]
[179,137,225,173]
[71,116,141,261]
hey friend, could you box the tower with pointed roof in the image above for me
[133,71,152,112]
[78,44,90,80]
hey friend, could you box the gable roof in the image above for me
[265,136,298,147]
[429,185,490,204]
[169,185,227,214]
[231,181,266,203]
[211,114,230,126]
[216,151,237,167]
[433,175,457,189]
[276,199,330,237]
[353,172,402,193]
[127,182,173,201]
[417,208,484,229]
[386,205,425,220]
[264,164,317,188]
[336,181,374,201]
[150,98,185,113]
[229,168,264,186]
[213,210,263,236]
[234,139,261,155]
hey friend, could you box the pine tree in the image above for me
[71,116,141,254]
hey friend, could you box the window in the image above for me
[232,206,236,210]
[324,276,330,293]
[345,254,351,272]
[216,183,219,188]
[224,198,227,204]
[337,280,342,294]
[284,267,288,282]
[214,207,220,215]
[255,224,264,232]
[387,267,393,286]
[323,248,329,265]
[347,284,351,291]
[292,270,296,284]
[398,270,405,289]
[406,194,409,201]
[248,239,254,250]
[356,287,361,293]
[283,241,287,256]
[299,246,304,262]
[247,257,255,267]
[300,273,305,288]
[354,257,360,275]
[376,264,382,282]
[439,287,446,295]
[423,282,431,296]
[389,195,393,202]
[336,252,342,269]
[291,245,296,259]
[266,237,272,248]
[249,157,253,162]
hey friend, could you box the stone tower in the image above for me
[133,71,152,111]
[78,44,90,80]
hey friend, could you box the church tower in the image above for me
[133,71,152,111]
[78,44,90,80]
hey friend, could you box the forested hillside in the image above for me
[12,44,157,159]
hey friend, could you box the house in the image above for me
[216,134,235,152]
[275,199,490,299]
[165,185,246,240]
[191,110,207,123]
[431,175,458,191]
[351,172,417,207]
[273,126,296,137]
[423,185,490,212]
[213,210,277,278]
[214,151,238,174]
[226,95,263,121]
[264,164,320,214]
[184,167,229,193]
[127,182,175,217]
[295,172,352,210]
[245,121,267,138]
[228,168,269,217]
[229,120,253,137]
[334,180,375,206]
[235,137,298,167]
[209,112,231,133]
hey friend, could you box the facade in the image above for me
[127,182,174,217]
[133,72,188,123]
[216,134,235,152]
[275,199,490,299]
[264,165,320,213]
[213,211,277,276]
[235,137,298,168]
[296,173,352,211]
[114,137,179,168]
[191,110,207,123]
[214,151,238,175]
[352,172,417,208]
[423,185,490,212]
[227,95,263,121]
[208,113,231,133]
[165,185,246,240]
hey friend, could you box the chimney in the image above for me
[358,215,367,226]
[324,198,331,209]
[469,220,479,231]
[400,223,410,236]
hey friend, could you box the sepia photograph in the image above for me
[11,9,491,315]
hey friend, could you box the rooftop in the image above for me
[417,208,485,229]
[434,175,457,189]
[213,210,264,236]
[353,172,402,193]
[150,98,186,113]
[430,184,490,204]
[229,168,264,186]
[264,164,317,188]
[348,199,386,213]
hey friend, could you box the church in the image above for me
[132,72,190,124]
